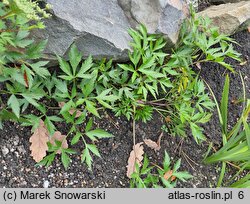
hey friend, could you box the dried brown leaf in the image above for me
[49,131,68,154]
[144,132,163,151]
[171,175,177,181]
[58,102,82,118]
[126,142,144,178]
[144,139,160,151]
[164,170,173,180]
[29,120,49,162]
[165,116,172,123]
[157,132,163,147]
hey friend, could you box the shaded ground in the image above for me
[0,30,249,188]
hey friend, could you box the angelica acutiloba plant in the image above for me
[0,2,242,173]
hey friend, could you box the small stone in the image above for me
[49,173,54,178]
[13,136,20,146]
[14,151,19,157]
[21,180,27,186]
[95,164,102,171]
[17,146,26,154]
[64,179,68,186]
[1,146,9,156]
[43,180,50,188]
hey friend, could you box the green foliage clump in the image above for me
[0,0,113,169]
[0,0,51,123]
[130,151,193,188]
[204,75,250,187]
[2,0,51,22]
[0,2,244,175]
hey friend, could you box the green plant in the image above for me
[178,6,241,73]
[112,24,172,122]
[0,0,51,122]
[0,1,114,170]
[113,6,241,143]
[157,6,242,142]
[0,2,243,173]
[32,45,117,170]
[112,24,216,143]
[130,151,193,188]
[204,74,250,187]
[0,0,50,66]
[230,174,250,188]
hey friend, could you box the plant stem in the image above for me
[0,11,14,20]
[132,105,136,147]
[151,162,164,171]
[147,101,166,107]
[44,105,61,110]
[150,98,166,103]
[0,29,19,33]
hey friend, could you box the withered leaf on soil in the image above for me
[144,139,160,151]
[164,170,176,181]
[143,132,163,151]
[126,142,144,178]
[58,102,82,118]
[29,120,49,162]
[49,131,68,154]
[164,170,173,180]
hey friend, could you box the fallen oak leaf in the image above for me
[126,142,144,178]
[49,131,68,154]
[29,120,49,162]
[58,102,82,118]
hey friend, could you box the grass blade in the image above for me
[217,162,226,187]
[220,75,229,138]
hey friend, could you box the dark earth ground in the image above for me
[0,0,249,187]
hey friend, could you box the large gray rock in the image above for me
[34,0,188,62]
[34,0,131,61]
[208,0,244,4]
[198,1,250,35]
[119,0,189,46]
